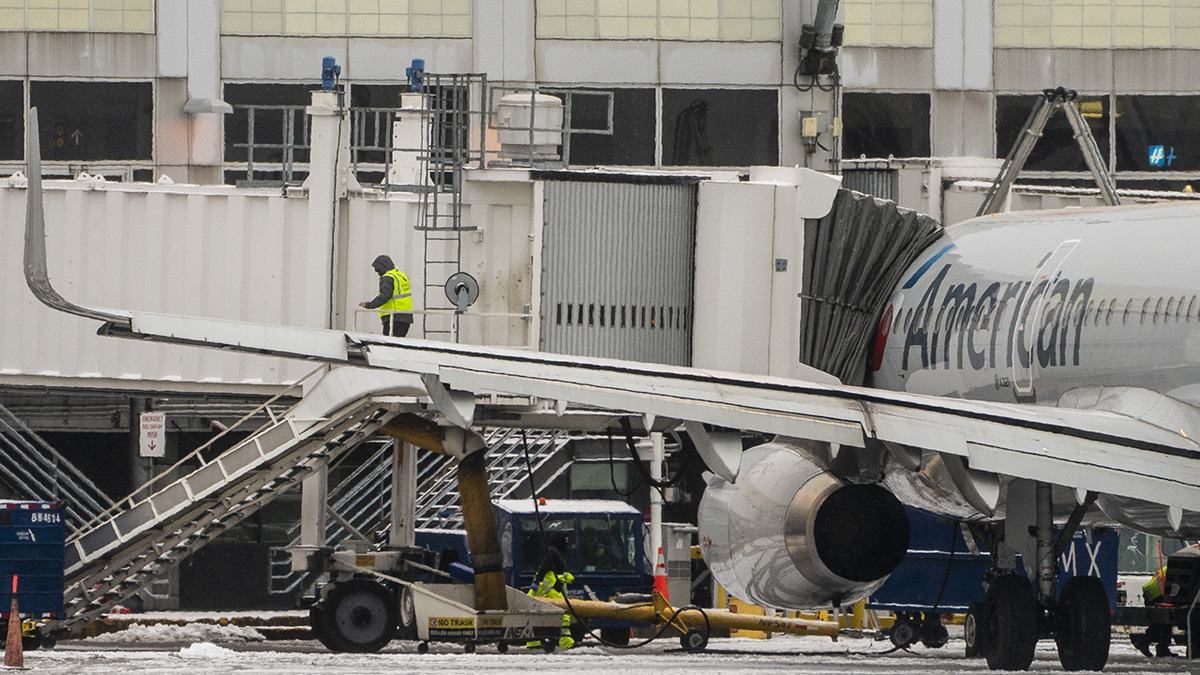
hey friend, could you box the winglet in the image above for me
[22,107,131,328]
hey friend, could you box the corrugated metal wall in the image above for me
[840,169,898,202]
[540,180,696,366]
[0,182,329,389]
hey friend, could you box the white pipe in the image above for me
[650,431,664,577]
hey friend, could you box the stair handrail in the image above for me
[67,365,327,541]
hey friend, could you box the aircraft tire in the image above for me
[983,575,1037,671]
[322,578,398,653]
[1055,576,1110,671]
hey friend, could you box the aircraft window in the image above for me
[1177,296,1186,321]
[995,305,1007,331]
[1190,296,1199,321]
[904,308,913,332]
[1141,298,1152,325]
[1166,297,1176,323]
[1153,297,1164,324]
[1095,300,1105,326]
[977,305,989,331]
[1086,300,1096,326]
[1124,299,1134,325]
[934,307,946,333]
[1109,298,1118,326]
[918,306,929,331]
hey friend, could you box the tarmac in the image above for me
[6,613,1191,675]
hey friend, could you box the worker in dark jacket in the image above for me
[359,255,413,337]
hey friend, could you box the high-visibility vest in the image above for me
[1144,566,1168,603]
[379,268,413,316]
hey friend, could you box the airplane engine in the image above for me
[697,442,910,609]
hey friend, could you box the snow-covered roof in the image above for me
[493,498,640,516]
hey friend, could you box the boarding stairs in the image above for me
[55,369,412,636]
[977,86,1119,217]
[0,403,113,533]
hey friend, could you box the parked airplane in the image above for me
[22,109,1200,671]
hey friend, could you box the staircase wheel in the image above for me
[321,578,398,653]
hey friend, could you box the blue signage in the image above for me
[1150,145,1177,168]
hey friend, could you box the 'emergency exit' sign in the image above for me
[139,412,165,458]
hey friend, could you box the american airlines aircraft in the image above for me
[23,110,1200,671]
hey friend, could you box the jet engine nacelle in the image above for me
[698,442,911,609]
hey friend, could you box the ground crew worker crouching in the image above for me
[526,549,575,649]
[1132,565,1174,657]
[359,255,413,337]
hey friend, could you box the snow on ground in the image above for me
[14,635,1191,675]
[85,622,266,643]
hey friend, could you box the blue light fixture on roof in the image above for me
[321,56,341,92]
[406,58,425,93]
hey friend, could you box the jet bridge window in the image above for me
[842,93,931,159]
[31,80,153,161]
[995,95,1109,171]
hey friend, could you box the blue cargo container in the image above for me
[0,501,65,620]
[869,507,1118,614]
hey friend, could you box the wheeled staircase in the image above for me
[55,368,419,636]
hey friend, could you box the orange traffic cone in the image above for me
[652,546,670,602]
[4,575,23,669]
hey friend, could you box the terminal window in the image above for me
[662,88,778,167]
[564,88,655,167]
[31,81,152,161]
[0,0,152,32]
[0,80,22,161]
[842,92,930,159]
[535,0,781,40]
[995,94,1109,172]
[994,0,1200,48]
[842,0,933,46]
[221,0,470,37]
[1114,96,1200,172]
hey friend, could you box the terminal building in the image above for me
[0,0,1192,610]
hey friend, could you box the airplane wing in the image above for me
[94,310,1200,515]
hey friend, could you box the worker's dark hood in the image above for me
[371,255,395,275]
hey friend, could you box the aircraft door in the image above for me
[1012,240,1079,400]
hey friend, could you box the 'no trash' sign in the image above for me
[140,412,165,458]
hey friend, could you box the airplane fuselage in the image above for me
[870,202,1200,408]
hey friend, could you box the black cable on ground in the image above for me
[520,428,709,650]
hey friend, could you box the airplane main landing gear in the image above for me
[977,483,1110,672]
[980,574,1037,671]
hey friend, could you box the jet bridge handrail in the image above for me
[66,366,326,543]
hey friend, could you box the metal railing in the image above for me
[0,403,113,533]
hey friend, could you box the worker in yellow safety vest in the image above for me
[359,255,413,337]
[526,548,575,649]
[1132,566,1173,657]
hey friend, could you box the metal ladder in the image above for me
[56,372,403,636]
[0,403,112,533]
[977,86,1120,217]
[415,73,489,340]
